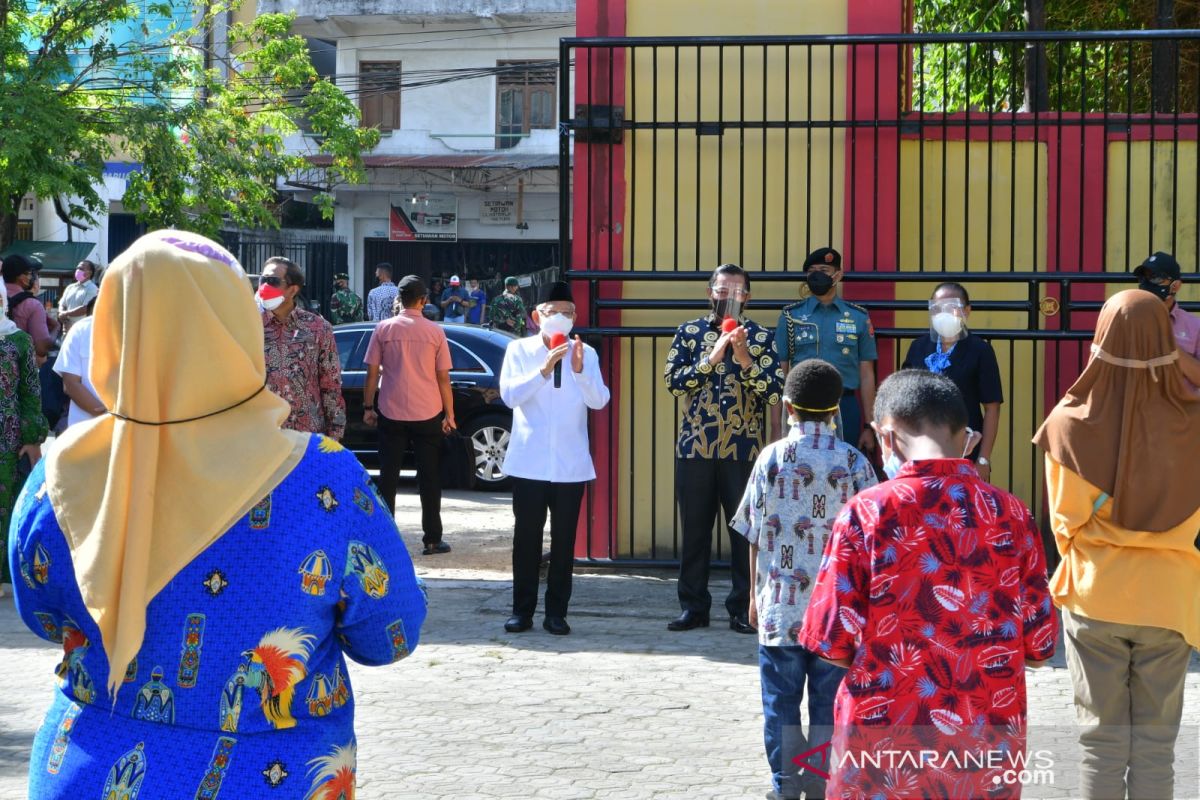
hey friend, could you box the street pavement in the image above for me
[2,487,1198,799]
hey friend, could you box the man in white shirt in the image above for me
[57,259,100,334]
[52,311,104,427]
[499,281,610,636]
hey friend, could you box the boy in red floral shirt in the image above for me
[798,370,1056,799]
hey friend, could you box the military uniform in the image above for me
[774,295,877,442]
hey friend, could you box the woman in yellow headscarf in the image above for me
[9,231,427,799]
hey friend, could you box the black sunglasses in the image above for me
[260,276,286,288]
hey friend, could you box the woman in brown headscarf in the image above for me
[1034,289,1200,800]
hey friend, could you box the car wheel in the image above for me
[465,413,512,490]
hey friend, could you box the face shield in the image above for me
[929,297,968,342]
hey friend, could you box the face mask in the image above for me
[931,312,964,339]
[75,269,89,283]
[806,270,835,296]
[879,429,905,480]
[1139,279,1173,301]
[257,283,286,312]
[710,298,743,320]
[539,311,573,339]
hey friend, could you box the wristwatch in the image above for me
[977,456,990,466]
[363,404,375,412]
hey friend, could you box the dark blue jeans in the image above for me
[759,645,846,799]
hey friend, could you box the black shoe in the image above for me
[730,614,757,635]
[764,792,801,800]
[667,610,710,631]
[504,615,533,633]
[422,541,451,555]
[542,616,571,636]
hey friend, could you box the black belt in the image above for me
[842,389,857,397]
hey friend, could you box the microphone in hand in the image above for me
[550,332,567,388]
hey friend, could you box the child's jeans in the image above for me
[759,645,846,799]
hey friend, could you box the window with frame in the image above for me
[496,61,556,149]
[359,61,402,132]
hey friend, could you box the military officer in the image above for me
[774,247,878,455]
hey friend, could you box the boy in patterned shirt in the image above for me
[798,370,1056,800]
[733,359,877,800]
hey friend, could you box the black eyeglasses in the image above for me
[260,276,285,288]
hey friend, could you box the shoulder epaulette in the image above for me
[780,300,807,315]
[844,301,871,316]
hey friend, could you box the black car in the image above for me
[335,322,517,490]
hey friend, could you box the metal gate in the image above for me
[220,230,348,319]
[559,30,1200,564]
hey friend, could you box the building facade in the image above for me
[265,0,575,296]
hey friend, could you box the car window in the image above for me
[335,330,365,370]
[449,340,487,373]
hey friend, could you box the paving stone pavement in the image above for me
[1,487,1198,799]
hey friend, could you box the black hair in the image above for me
[264,256,304,288]
[2,253,39,284]
[78,259,99,274]
[708,262,750,292]
[375,262,393,279]
[784,359,844,422]
[874,369,968,433]
[932,282,970,305]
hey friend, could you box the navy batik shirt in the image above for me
[10,434,427,800]
[664,314,784,462]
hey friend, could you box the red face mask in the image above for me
[257,282,286,311]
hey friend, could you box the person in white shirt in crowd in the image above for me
[499,281,610,636]
[52,295,105,428]
[57,260,100,335]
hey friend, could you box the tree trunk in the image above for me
[1023,0,1050,112]
[0,195,21,253]
[1152,0,1177,114]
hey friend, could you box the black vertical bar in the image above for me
[608,339,617,558]
[1060,279,1072,332]
[895,41,903,274]
[559,41,572,271]
[1170,38,1180,256]
[762,45,769,272]
[849,42,858,273]
[1008,40,1018,274]
[1054,40,1065,274]
[940,41,948,271]
[629,47,637,272]
[878,43,888,268]
[651,334,658,558]
[1031,36,1041,274]
[986,38,995,273]
[1124,39,1133,270]
[628,334,636,558]
[652,46,659,270]
[586,48,595,275]
[608,47,615,269]
[1076,40,1086,274]
[918,43,926,272]
[963,41,972,272]
[718,45,724,261]
[1006,341,1015,490]
[783,45,791,271]
[696,45,703,273]
[674,45,681,271]
[827,43,835,246]
[739,44,746,266]
[1148,38,1157,254]
[806,44,813,251]
[1101,42,1111,275]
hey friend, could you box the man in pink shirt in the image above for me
[3,254,59,359]
[364,275,456,554]
[1134,251,1200,391]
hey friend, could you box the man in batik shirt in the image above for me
[664,263,784,635]
[259,257,346,440]
[329,272,364,325]
[798,370,1056,800]
[490,276,527,335]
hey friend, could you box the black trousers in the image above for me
[511,478,587,618]
[675,457,753,618]
[377,413,443,545]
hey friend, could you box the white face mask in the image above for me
[539,311,574,339]
[259,295,285,312]
[931,312,963,340]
